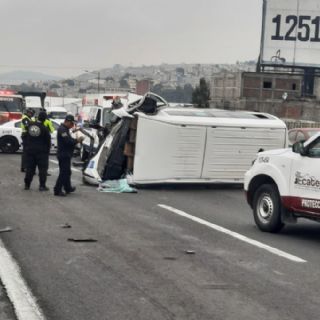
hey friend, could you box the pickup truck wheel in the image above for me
[253,184,284,233]
[0,136,19,153]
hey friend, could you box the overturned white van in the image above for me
[83,96,288,185]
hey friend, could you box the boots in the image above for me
[39,186,49,191]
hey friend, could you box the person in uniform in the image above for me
[20,108,35,172]
[37,109,54,176]
[54,114,84,196]
[40,108,55,134]
[24,111,51,191]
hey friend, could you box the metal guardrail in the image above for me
[284,120,320,129]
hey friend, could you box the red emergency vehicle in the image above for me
[0,90,25,125]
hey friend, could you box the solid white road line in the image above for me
[158,204,307,263]
[49,159,81,173]
[0,239,45,320]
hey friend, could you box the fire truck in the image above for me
[0,90,46,125]
[0,90,25,125]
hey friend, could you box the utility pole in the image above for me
[98,72,100,95]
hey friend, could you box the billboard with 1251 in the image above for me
[261,0,320,67]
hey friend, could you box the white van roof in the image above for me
[136,108,286,129]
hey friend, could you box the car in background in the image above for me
[0,119,59,153]
[288,127,320,146]
[47,106,68,124]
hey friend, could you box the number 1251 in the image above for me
[271,14,320,42]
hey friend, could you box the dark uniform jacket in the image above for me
[57,124,77,158]
[21,114,32,135]
[25,121,51,154]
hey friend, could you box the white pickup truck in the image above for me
[0,119,59,153]
[244,133,320,233]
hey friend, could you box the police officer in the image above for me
[37,109,54,176]
[39,108,55,134]
[20,108,35,172]
[54,115,84,196]
[24,111,51,191]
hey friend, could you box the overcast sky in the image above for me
[1,0,263,78]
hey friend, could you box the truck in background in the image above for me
[46,106,67,124]
[0,90,25,125]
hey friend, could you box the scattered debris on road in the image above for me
[163,256,177,260]
[59,223,72,229]
[97,179,137,193]
[0,227,13,233]
[67,238,97,242]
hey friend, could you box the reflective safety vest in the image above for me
[43,119,55,133]
[21,114,33,133]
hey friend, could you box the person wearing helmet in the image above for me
[20,108,35,172]
[24,111,51,191]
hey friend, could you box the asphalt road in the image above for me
[1,153,320,320]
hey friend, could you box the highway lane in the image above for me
[0,153,320,319]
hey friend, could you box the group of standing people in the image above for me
[21,109,84,196]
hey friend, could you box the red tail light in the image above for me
[0,112,22,125]
[9,112,22,120]
[0,90,16,95]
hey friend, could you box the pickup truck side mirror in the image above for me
[292,141,307,156]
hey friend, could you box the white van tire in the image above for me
[253,184,284,233]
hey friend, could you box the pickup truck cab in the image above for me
[244,132,320,232]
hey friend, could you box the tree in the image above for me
[192,78,210,108]
[49,83,61,89]
[63,79,75,87]
[119,79,129,88]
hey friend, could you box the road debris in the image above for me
[163,256,177,260]
[59,223,72,229]
[67,238,97,242]
[0,227,13,233]
[97,179,137,193]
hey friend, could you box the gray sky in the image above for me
[1,0,262,78]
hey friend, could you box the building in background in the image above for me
[210,0,320,122]
[136,79,151,95]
